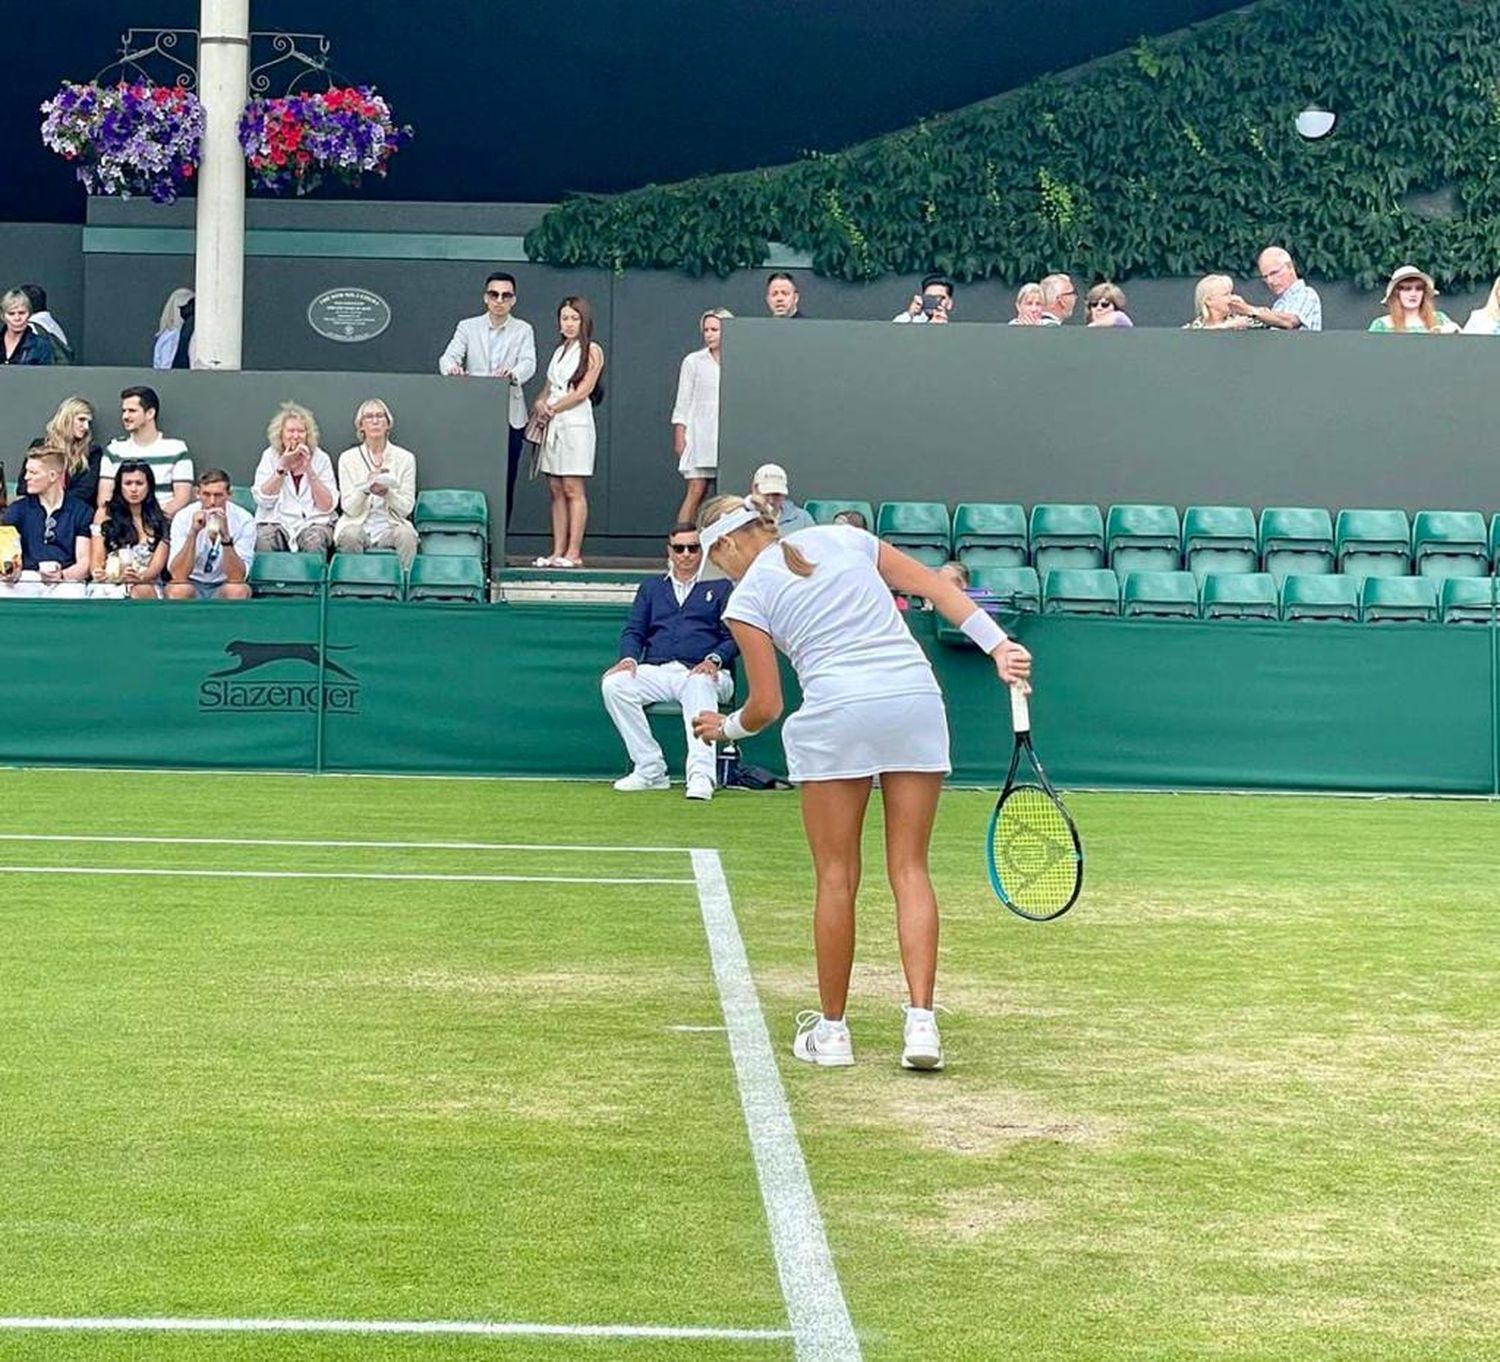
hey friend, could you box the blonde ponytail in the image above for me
[699,492,816,577]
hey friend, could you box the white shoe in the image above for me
[613,771,670,792]
[685,776,713,801]
[792,1011,854,1067]
[901,1008,944,1071]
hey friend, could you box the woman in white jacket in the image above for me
[670,309,731,526]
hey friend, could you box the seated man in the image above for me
[892,273,955,324]
[602,524,737,801]
[750,463,814,535]
[165,469,255,600]
[0,447,92,586]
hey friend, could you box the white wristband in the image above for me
[960,609,1008,655]
[721,710,751,742]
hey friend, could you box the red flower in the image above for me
[182,164,195,178]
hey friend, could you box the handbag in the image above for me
[524,410,550,446]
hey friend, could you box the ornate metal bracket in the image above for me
[91,29,350,95]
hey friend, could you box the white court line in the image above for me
[0,866,692,886]
[0,1317,791,1343]
[692,849,862,1362]
[0,834,693,854]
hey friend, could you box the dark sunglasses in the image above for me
[1089,299,1116,309]
[485,289,516,300]
[669,542,701,554]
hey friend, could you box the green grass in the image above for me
[0,771,1496,1360]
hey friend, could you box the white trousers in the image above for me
[601,662,734,784]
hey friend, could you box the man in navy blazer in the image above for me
[602,523,737,801]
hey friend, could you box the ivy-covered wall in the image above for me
[525,0,1500,287]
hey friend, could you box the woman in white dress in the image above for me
[692,495,1032,1072]
[531,295,604,567]
[670,308,731,526]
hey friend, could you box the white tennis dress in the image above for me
[724,524,950,782]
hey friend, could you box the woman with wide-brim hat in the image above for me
[1369,265,1460,333]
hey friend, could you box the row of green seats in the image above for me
[249,552,488,603]
[959,565,1499,624]
[805,500,1500,581]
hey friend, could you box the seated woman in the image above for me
[1185,274,1268,330]
[252,402,338,555]
[1369,266,1459,333]
[1463,275,1500,334]
[333,398,419,569]
[91,459,170,598]
[18,395,104,508]
[1009,283,1046,326]
[1,289,53,366]
[1086,282,1134,327]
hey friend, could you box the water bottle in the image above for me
[716,741,740,789]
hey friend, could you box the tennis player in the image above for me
[693,495,1031,1070]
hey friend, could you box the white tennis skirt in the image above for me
[782,691,950,783]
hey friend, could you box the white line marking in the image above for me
[0,834,693,854]
[0,1317,791,1342]
[666,1024,729,1033]
[0,867,692,886]
[691,849,861,1362]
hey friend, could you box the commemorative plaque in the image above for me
[307,288,392,343]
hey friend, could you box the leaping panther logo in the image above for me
[210,641,358,680]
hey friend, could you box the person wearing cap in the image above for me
[1228,247,1322,331]
[749,463,813,535]
[893,274,955,324]
[1369,266,1460,334]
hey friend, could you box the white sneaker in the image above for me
[685,776,713,801]
[613,771,670,792]
[901,1008,944,1071]
[792,1011,854,1067]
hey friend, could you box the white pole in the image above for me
[194,1,249,369]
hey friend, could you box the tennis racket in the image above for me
[987,684,1083,921]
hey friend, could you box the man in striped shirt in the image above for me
[97,385,195,522]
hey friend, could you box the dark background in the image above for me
[8,1,1246,222]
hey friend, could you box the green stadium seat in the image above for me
[327,552,405,601]
[230,486,257,515]
[1412,510,1488,580]
[414,489,489,558]
[953,503,1028,568]
[407,555,488,603]
[968,565,1040,612]
[1030,503,1104,579]
[804,498,875,529]
[1200,571,1278,621]
[1107,504,1181,574]
[1335,508,1412,579]
[1183,506,1257,582]
[1359,575,1438,624]
[1491,514,1500,572]
[876,500,951,567]
[1280,573,1359,623]
[1439,577,1498,624]
[1259,507,1335,583]
[247,551,326,598]
[1121,570,1199,619]
[1042,567,1119,616]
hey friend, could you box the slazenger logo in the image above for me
[198,641,361,713]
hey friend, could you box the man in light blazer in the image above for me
[438,270,537,527]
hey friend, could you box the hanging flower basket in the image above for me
[40,80,204,203]
[239,86,412,195]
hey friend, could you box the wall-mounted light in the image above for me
[1295,107,1336,140]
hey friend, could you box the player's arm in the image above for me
[692,620,780,741]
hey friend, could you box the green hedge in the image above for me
[525,0,1500,287]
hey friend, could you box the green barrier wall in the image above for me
[4,601,1496,794]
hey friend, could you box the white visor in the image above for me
[699,501,761,554]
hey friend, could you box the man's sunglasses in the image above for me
[485,289,516,300]
[669,542,701,554]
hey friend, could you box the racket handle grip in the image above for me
[1009,683,1031,735]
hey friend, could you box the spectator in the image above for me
[602,522,737,801]
[893,274,954,324]
[1009,283,1046,326]
[765,271,803,318]
[1229,247,1322,331]
[439,271,537,529]
[20,284,72,363]
[165,469,254,600]
[1185,274,1267,330]
[18,396,102,507]
[1461,275,1500,334]
[1,289,52,365]
[1369,266,1459,334]
[1039,273,1078,325]
[333,398,418,569]
[252,402,338,555]
[750,463,814,534]
[0,448,92,584]
[832,509,868,530]
[99,386,194,521]
[152,287,196,369]
[531,295,604,568]
[671,308,731,526]
[91,460,169,597]
[1085,282,1134,327]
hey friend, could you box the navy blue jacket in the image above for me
[618,574,739,668]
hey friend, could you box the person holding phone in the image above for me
[334,398,419,569]
[892,274,955,324]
